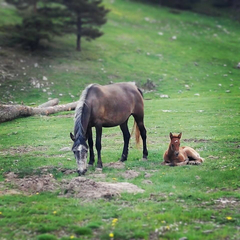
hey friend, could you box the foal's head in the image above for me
[70,133,88,176]
[169,132,182,157]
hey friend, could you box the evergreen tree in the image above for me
[61,0,109,51]
[1,0,65,50]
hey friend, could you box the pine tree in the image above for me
[61,0,109,51]
[2,0,65,50]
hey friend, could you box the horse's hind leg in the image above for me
[87,127,95,166]
[134,115,148,160]
[119,120,130,162]
[185,147,204,165]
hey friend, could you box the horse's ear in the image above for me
[170,132,173,139]
[70,132,75,141]
[178,132,182,139]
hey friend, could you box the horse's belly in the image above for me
[92,106,131,127]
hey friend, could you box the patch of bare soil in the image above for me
[0,146,47,156]
[4,172,59,194]
[105,161,125,169]
[213,197,240,211]
[60,177,144,199]
[35,166,76,175]
[121,170,140,179]
[2,171,144,199]
[198,197,240,213]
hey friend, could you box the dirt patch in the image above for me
[60,177,144,199]
[0,146,47,156]
[213,197,240,211]
[105,161,125,169]
[35,166,76,175]
[4,172,59,194]
[2,171,144,199]
[121,170,140,179]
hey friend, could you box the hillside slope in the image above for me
[0,0,239,104]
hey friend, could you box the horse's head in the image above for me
[70,132,88,176]
[170,132,182,158]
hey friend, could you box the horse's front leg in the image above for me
[95,126,103,169]
[119,120,130,162]
[87,127,95,166]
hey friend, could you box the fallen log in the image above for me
[0,99,78,123]
[38,98,59,108]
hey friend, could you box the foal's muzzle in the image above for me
[175,151,179,157]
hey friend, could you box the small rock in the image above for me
[195,175,201,180]
[203,230,213,234]
[160,94,169,98]
[144,173,152,178]
[60,147,71,151]
[43,76,48,81]
[143,79,156,90]
[142,180,152,184]
[179,237,188,240]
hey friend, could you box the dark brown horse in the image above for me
[70,82,148,175]
[162,132,204,166]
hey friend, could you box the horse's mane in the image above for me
[74,84,94,141]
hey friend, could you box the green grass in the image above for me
[0,0,240,239]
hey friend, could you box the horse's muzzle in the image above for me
[175,151,179,157]
[77,169,87,176]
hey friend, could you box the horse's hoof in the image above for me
[161,162,170,166]
[188,161,196,165]
[142,158,148,161]
[119,158,127,162]
[88,164,94,168]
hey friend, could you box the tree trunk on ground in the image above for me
[0,99,78,123]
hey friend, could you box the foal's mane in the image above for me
[74,84,94,141]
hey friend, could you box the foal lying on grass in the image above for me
[162,132,204,166]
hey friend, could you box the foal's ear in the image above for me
[178,132,182,139]
[170,132,173,139]
[70,132,75,141]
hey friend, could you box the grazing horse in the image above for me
[162,132,204,166]
[70,82,148,175]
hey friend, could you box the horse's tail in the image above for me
[131,120,141,147]
[130,86,143,147]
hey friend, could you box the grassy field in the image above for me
[0,0,240,239]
